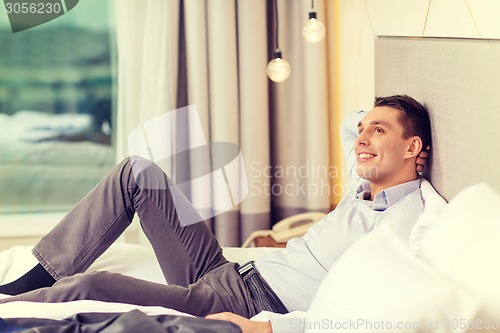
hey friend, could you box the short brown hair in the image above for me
[374,95,432,150]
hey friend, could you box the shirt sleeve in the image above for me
[252,311,308,333]
[270,317,305,333]
[339,110,367,189]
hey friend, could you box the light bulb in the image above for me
[302,12,326,43]
[267,51,291,83]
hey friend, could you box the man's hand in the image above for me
[206,312,272,333]
[416,146,430,172]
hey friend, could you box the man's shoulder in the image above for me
[419,178,447,207]
[384,187,424,216]
[408,178,448,252]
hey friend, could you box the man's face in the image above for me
[355,106,412,185]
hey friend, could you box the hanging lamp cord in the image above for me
[274,0,280,51]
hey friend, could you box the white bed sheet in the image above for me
[0,243,279,320]
[0,300,193,320]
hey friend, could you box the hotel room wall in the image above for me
[336,0,500,118]
[332,0,500,193]
[3,1,498,250]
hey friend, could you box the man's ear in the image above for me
[405,136,423,158]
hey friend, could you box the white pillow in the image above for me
[408,178,447,253]
[417,182,500,312]
[0,243,167,285]
[306,223,484,333]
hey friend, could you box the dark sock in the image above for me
[0,263,56,295]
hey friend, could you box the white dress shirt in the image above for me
[255,179,422,312]
[254,110,426,333]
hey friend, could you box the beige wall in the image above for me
[336,0,500,120]
[328,0,500,198]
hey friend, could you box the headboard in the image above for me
[375,36,500,201]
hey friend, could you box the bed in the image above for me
[1,36,500,331]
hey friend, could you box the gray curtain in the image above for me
[115,0,332,246]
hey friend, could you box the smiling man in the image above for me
[208,95,432,332]
[0,95,432,333]
[355,96,431,197]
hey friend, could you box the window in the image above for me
[0,1,116,215]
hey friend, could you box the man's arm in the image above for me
[206,312,272,333]
[206,312,307,333]
[339,110,366,188]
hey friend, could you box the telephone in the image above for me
[242,212,326,248]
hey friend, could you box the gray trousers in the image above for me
[1,157,257,318]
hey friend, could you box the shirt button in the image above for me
[326,217,332,222]
[282,250,288,255]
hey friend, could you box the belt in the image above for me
[237,261,288,314]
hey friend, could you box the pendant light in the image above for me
[302,0,326,43]
[267,0,291,82]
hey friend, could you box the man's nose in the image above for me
[356,132,370,146]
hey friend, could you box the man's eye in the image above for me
[374,127,384,133]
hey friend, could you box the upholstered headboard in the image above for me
[374,36,500,201]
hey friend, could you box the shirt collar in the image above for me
[356,179,421,211]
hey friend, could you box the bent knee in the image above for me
[128,156,170,190]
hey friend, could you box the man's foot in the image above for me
[0,263,56,295]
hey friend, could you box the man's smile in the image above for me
[357,152,377,161]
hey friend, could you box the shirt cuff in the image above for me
[252,311,307,333]
[270,317,305,333]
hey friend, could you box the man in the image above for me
[207,94,432,332]
[0,95,431,333]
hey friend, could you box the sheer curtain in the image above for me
[114,0,337,246]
